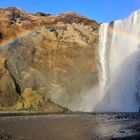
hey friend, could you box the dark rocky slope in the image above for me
[0,7,99,112]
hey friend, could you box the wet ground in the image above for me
[0,112,140,140]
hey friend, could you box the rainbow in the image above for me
[109,28,140,43]
[0,27,42,48]
[0,25,140,49]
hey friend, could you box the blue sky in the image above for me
[0,0,140,22]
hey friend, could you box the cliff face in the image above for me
[0,7,99,112]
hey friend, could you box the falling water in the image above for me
[96,10,140,112]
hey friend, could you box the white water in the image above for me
[96,10,140,112]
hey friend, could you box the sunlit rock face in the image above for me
[0,7,99,111]
[96,10,140,112]
[4,24,98,111]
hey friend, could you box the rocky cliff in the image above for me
[0,7,99,112]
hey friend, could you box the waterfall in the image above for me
[96,10,140,112]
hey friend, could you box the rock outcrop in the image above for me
[0,7,99,112]
[0,56,19,107]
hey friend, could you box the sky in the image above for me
[0,0,140,23]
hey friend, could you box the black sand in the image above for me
[0,113,140,140]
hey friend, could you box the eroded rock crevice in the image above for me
[4,60,21,95]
